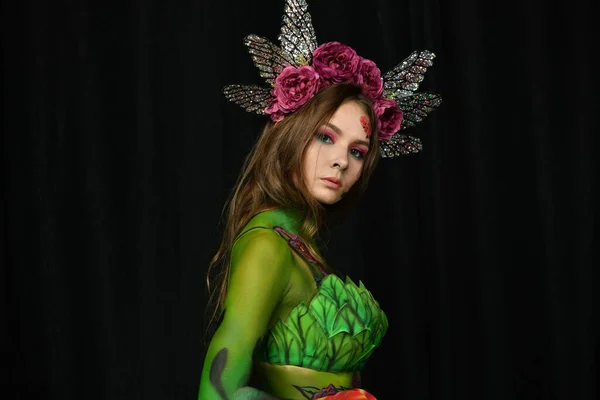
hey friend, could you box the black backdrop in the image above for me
[3,0,598,399]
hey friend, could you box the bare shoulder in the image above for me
[230,227,293,277]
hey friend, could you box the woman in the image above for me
[199,1,441,398]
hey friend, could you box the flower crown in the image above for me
[223,0,442,157]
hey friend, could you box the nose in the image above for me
[331,150,349,171]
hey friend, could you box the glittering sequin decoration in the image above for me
[244,34,293,87]
[221,0,443,158]
[378,50,442,157]
[222,84,272,115]
[380,134,423,157]
[382,50,436,99]
[360,115,371,138]
[278,0,318,65]
[396,92,443,130]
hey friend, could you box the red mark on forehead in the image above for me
[360,116,371,138]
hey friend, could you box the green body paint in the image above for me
[198,209,387,400]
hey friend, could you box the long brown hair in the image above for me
[205,84,381,329]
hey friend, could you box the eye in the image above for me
[315,132,334,144]
[350,148,366,160]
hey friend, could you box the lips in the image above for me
[321,177,342,189]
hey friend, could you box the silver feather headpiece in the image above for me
[223,0,442,157]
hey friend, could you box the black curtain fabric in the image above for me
[3,0,598,399]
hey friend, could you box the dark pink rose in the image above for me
[373,99,404,141]
[312,42,360,84]
[356,58,383,100]
[269,65,321,114]
[264,102,285,121]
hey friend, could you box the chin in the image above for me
[311,190,342,205]
[318,198,340,205]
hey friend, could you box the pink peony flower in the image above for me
[373,99,404,141]
[312,42,361,84]
[266,65,321,118]
[264,105,285,121]
[356,58,383,100]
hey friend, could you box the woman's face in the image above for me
[303,101,371,205]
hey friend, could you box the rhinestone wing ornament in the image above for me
[223,0,316,115]
[379,51,443,156]
[223,0,442,157]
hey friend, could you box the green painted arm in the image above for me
[198,229,293,400]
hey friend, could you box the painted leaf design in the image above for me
[280,304,309,365]
[327,331,355,371]
[311,290,339,333]
[262,274,388,373]
[319,274,349,307]
[372,311,388,346]
[289,303,329,369]
[347,330,371,370]
[266,317,294,363]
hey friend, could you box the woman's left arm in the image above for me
[198,229,293,399]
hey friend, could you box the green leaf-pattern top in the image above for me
[262,274,388,372]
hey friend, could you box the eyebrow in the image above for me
[323,122,371,148]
